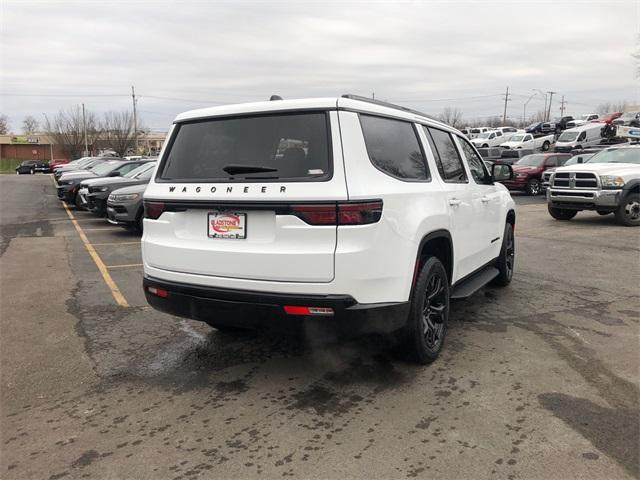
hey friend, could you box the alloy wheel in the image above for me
[624,200,640,221]
[422,273,446,349]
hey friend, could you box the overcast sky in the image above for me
[1,0,639,132]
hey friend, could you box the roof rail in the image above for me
[341,94,434,120]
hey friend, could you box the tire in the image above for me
[542,141,550,151]
[596,210,610,216]
[491,222,515,287]
[526,179,541,196]
[615,193,640,227]
[548,205,577,221]
[135,211,144,234]
[401,256,449,365]
[482,144,489,148]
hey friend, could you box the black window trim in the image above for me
[455,135,493,185]
[155,110,334,184]
[423,126,469,184]
[357,113,431,183]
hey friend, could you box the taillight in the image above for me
[289,201,382,226]
[290,204,336,225]
[144,201,165,219]
[338,201,383,225]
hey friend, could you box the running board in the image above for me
[451,266,499,300]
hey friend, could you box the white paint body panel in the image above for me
[142,97,515,304]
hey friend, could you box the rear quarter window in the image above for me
[159,112,331,182]
[359,114,429,181]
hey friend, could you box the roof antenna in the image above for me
[270,95,283,101]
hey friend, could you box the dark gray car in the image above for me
[106,183,148,233]
[78,160,156,216]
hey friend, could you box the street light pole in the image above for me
[523,92,538,125]
[42,113,54,161]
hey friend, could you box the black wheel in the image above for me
[615,193,640,227]
[548,205,577,221]
[135,211,144,234]
[596,210,610,216]
[402,257,449,364]
[542,141,550,151]
[482,144,489,148]
[491,222,515,286]
[526,179,541,195]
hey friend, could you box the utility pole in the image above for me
[502,86,510,125]
[131,85,138,154]
[546,91,556,122]
[559,96,567,117]
[82,103,89,156]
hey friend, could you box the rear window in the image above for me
[159,112,331,182]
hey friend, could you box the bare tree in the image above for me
[437,107,464,128]
[43,106,100,159]
[633,34,640,78]
[0,114,9,134]
[100,111,136,158]
[22,115,39,134]
[596,101,628,114]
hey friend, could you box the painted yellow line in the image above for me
[62,202,129,307]
[107,263,143,269]
[93,241,141,246]
[82,227,123,232]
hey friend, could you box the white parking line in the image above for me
[106,263,144,269]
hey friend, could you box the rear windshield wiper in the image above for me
[222,164,278,175]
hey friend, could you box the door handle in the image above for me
[481,196,490,203]
[449,198,462,206]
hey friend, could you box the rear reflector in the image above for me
[144,201,165,219]
[283,305,334,316]
[289,200,382,226]
[147,286,168,298]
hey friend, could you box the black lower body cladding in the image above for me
[143,276,409,334]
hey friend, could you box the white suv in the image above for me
[142,95,517,363]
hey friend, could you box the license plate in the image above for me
[208,212,246,239]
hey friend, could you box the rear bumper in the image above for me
[143,276,409,333]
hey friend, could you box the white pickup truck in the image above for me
[470,129,514,148]
[500,133,554,151]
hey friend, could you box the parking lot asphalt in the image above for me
[1,174,638,480]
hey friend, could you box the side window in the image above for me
[424,127,468,183]
[458,138,491,184]
[496,131,502,137]
[544,156,557,167]
[578,132,586,141]
[118,163,140,175]
[360,115,429,181]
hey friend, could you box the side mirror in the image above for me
[492,163,513,182]
[108,171,121,177]
[577,157,584,164]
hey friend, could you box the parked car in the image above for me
[53,157,99,180]
[107,183,148,233]
[554,123,604,152]
[500,133,554,151]
[467,127,491,139]
[541,153,595,190]
[49,159,70,170]
[555,116,574,132]
[15,160,50,174]
[500,153,572,195]
[612,111,640,127]
[493,149,536,165]
[566,113,599,128]
[141,95,517,364]
[471,129,513,148]
[594,112,623,124]
[525,122,544,134]
[547,145,640,226]
[77,160,156,215]
[56,159,148,204]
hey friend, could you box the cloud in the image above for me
[1,0,638,131]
